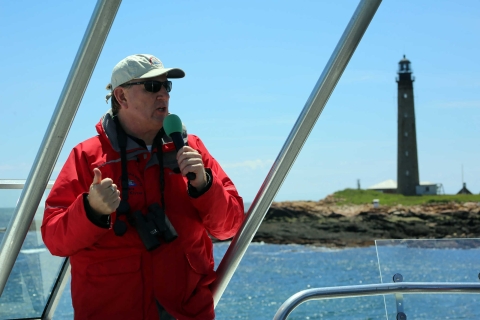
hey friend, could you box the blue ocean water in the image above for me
[1,208,480,319]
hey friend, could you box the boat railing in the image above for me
[0,179,71,320]
[0,180,55,190]
[273,282,480,320]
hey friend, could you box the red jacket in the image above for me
[41,112,244,319]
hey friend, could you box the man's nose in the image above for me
[157,86,169,99]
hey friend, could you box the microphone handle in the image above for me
[170,132,196,181]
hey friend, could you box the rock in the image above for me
[250,200,480,248]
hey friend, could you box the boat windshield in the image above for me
[0,189,67,319]
[375,238,480,319]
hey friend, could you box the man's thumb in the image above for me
[92,168,102,185]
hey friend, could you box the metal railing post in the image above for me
[212,0,382,307]
[0,0,122,295]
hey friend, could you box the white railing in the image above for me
[274,282,480,320]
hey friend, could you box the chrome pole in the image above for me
[212,0,382,307]
[0,0,122,295]
[273,282,480,320]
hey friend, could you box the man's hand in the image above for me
[176,146,207,191]
[87,168,120,215]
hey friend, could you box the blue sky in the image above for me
[0,0,479,208]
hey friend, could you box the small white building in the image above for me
[415,182,437,195]
[367,179,397,194]
[367,180,440,195]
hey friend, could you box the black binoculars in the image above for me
[132,203,178,251]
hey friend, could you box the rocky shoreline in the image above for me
[250,198,480,248]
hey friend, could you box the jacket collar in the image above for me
[97,109,188,154]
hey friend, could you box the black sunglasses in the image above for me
[124,80,172,93]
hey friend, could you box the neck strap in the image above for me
[112,116,167,236]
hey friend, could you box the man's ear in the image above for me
[114,87,128,108]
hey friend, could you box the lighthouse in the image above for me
[396,55,420,195]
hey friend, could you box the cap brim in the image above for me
[138,67,185,79]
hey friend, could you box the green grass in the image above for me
[331,188,480,206]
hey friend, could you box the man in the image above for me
[41,54,245,319]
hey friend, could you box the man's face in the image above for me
[118,74,170,131]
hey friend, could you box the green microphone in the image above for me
[163,114,196,181]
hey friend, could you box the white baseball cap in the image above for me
[110,54,185,89]
[105,54,185,102]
